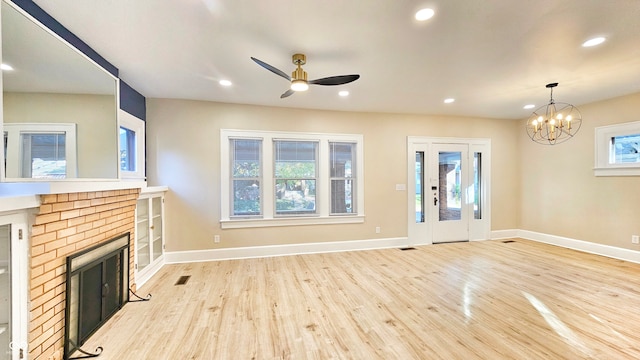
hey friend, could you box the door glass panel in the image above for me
[474,152,482,220]
[415,152,425,223]
[438,151,461,221]
[136,200,150,270]
[0,225,10,360]
[152,197,163,262]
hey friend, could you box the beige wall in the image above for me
[3,92,118,178]
[519,92,640,249]
[146,99,520,252]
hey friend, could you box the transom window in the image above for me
[220,130,364,228]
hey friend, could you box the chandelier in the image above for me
[526,83,582,145]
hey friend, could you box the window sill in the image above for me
[220,215,365,229]
[594,167,640,177]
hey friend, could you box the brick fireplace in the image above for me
[28,189,140,360]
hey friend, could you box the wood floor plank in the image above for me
[79,239,640,359]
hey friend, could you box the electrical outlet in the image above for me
[375,227,381,234]
[214,235,220,243]
[632,235,639,244]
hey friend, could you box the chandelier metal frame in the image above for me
[526,83,582,145]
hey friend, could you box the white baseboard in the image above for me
[165,237,409,264]
[491,229,519,240]
[163,230,640,266]
[135,255,165,290]
[517,230,640,264]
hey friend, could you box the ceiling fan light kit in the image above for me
[526,83,582,145]
[251,53,360,98]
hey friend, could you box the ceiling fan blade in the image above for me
[308,74,360,86]
[250,57,291,81]
[280,89,295,98]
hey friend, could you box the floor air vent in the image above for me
[502,240,516,244]
[175,275,191,285]
[400,247,417,251]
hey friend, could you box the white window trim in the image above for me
[118,110,146,180]
[3,123,77,179]
[220,129,365,229]
[594,120,640,177]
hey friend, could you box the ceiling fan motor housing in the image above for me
[291,53,308,81]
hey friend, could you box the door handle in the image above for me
[433,197,438,206]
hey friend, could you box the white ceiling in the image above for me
[27,0,640,120]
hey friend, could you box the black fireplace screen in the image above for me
[64,233,130,359]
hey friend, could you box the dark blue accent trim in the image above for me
[10,0,118,77]
[120,81,146,121]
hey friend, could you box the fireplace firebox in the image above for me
[64,233,130,359]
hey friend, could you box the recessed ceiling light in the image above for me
[338,90,349,97]
[444,98,455,104]
[582,37,605,47]
[1,63,14,71]
[219,79,232,86]
[523,104,535,110]
[415,8,435,21]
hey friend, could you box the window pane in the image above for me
[233,180,261,215]
[331,179,353,214]
[22,133,66,178]
[611,134,640,164]
[275,179,316,213]
[119,127,136,171]
[330,143,354,177]
[415,152,425,223]
[330,142,356,214]
[274,141,318,215]
[474,152,482,220]
[232,139,261,177]
[438,151,461,221]
[231,139,261,216]
[274,141,317,178]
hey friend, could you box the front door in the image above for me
[408,137,490,246]
[431,144,469,243]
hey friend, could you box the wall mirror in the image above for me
[1,0,118,180]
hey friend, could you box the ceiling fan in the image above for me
[250,53,360,98]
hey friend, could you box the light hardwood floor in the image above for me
[81,239,640,359]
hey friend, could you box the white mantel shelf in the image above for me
[0,180,147,197]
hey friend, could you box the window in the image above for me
[595,121,640,176]
[119,111,145,180]
[3,123,77,179]
[330,142,356,214]
[231,139,262,216]
[220,130,364,228]
[119,127,135,171]
[275,140,318,215]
